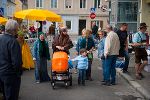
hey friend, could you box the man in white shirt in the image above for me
[102,25,120,86]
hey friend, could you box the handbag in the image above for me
[86,38,93,60]
[87,53,93,60]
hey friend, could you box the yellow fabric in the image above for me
[14,9,62,22]
[0,17,7,24]
[22,41,34,69]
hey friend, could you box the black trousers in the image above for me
[86,60,92,79]
[0,75,21,100]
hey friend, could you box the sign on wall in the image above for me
[90,13,96,19]
[0,8,4,16]
[90,8,96,13]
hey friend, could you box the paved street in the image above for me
[19,47,145,100]
[1,0,150,100]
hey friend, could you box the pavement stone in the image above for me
[116,67,150,100]
[18,58,144,100]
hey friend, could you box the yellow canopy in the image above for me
[14,9,62,22]
[0,17,8,24]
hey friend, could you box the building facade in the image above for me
[7,0,16,18]
[15,0,28,12]
[15,0,28,16]
[0,0,7,17]
[0,0,16,18]
[0,0,28,18]
[140,0,150,33]
[28,0,109,35]
[110,0,139,33]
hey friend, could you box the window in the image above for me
[51,0,57,8]
[94,0,100,8]
[66,21,72,30]
[117,23,137,33]
[118,2,138,22]
[36,0,43,8]
[80,0,86,8]
[65,0,72,8]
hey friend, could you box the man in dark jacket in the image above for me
[91,21,98,39]
[0,19,22,100]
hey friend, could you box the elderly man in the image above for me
[103,25,120,86]
[0,19,22,100]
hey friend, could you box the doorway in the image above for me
[79,20,86,35]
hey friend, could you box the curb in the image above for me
[116,68,150,100]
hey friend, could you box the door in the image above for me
[79,20,86,35]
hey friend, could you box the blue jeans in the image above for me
[104,55,117,83]
[101,59,106,81]
[78,69,86,84]
[123,50,130,71]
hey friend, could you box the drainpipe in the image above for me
[105,0,111,24]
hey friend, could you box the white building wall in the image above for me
[62,15,79,35]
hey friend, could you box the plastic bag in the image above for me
[87,53,93,60]
[144,65,150,72]
[115,59,125,68]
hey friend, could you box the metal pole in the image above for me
[109,1,111,24]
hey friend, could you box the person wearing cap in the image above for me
[132,22,148,80]
[52,27,73,54]
[0,19,22,100]
[33,32,50,83]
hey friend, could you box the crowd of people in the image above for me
[0,19,149,100]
